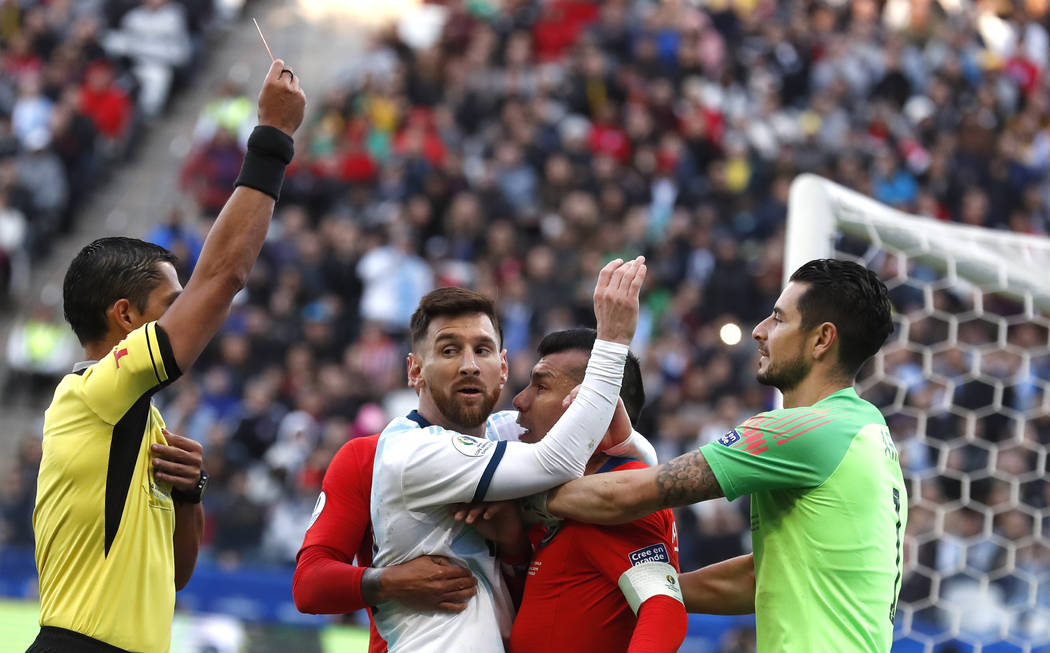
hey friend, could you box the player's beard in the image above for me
[431,383,501,430]
[756,346,811,394]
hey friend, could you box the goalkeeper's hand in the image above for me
[519,490,563,529]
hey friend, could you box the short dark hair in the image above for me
[537,328,645,427]
[410,286,503,348]
[63,237,177,345]
[789,259,893,376]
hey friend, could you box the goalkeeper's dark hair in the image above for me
[537,328,645,427]
[410,286,503,348]
[63,237,177,345]
[789,259,894,377]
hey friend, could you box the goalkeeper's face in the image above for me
[753,282,811,392]
[410,313,508,432]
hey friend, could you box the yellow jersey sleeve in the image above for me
[80,321,182,424]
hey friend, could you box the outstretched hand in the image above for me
[593,256,646,345]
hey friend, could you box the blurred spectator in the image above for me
[78,59,132,153]
[179,127,244,217]
[104,0,192,116]
[192,77,254,148]
[4,302,76,398]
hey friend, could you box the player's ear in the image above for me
[811,321,838,362]
[499,349,509,387]
[407,352,423,390]
[108,298,134,337]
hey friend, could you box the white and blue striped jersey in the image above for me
[369,340,630,652]
[370,410,520,653]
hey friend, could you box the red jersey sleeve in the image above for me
[293,435,378,615]
[582,461,684,651]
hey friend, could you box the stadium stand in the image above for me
[3,0,1050,650]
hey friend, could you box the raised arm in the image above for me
[546,449,725,525]
[474,258,647,500]
[400,258,649,509]
[158,60,306,372]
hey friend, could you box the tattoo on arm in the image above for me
[655,450,724,508]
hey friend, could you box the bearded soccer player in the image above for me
[544,259,907,652]
[367,257,645,652]
[28,60,305,653]
[478,328,687,653]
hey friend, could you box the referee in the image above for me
[28,59,306,653]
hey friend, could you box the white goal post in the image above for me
[786,174,1050,651]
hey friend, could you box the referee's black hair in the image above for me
[63,237,177,345]
[537,328,645,427]
[789,258,894,377]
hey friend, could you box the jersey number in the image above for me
[889,487,902,623]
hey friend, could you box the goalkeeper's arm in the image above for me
[679,554,756,615]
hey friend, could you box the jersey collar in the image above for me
[72,360,98,375]
[406,410,433,429]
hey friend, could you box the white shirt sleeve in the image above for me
[399,339,628,509]
[602,430,659,466]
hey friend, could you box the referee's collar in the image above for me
[72,360,98,375]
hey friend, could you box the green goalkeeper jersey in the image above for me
[700,387,907,653]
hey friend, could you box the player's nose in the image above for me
[752,320,766,342]
[459,351,481,374]
[512,388,529,412]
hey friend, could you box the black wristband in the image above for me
[234,125,294,200]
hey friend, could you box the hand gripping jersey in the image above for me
[700,387,908,653]
[510,458,681,653]
[34,321,182,652]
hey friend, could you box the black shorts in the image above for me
[26,627,130,653]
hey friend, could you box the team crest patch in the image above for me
[718,430,740,447]
[628,543,670,566]
[307,491,326,529]
[452,435,496,457]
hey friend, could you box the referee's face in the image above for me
[126,262,183,332]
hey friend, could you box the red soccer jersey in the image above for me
[293,434,387,653]
[509,459,680,653]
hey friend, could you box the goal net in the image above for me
[786,174,1050,652]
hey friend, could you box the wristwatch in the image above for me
[172,470,209,505]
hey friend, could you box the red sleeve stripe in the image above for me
[765,411,826,432]
[776,419,834,445]
[732,425,766,450]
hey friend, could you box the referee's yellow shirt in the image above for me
[34,321,182,653]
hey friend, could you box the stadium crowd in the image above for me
[4,0,1050,645]
[0,0,221,299]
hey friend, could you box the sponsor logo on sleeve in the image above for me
[452,434,496,458]
[307,491,326,530]
[628,543,670,566]
[718,429,740,447]
[114,347,129,369]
